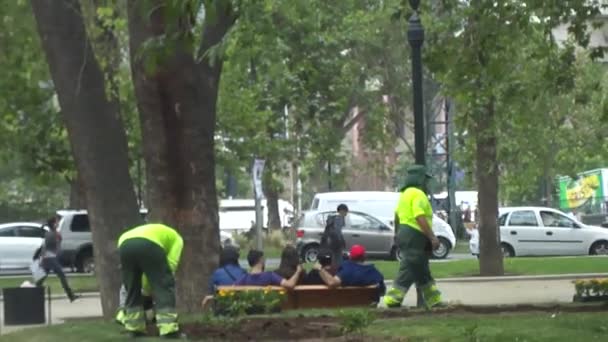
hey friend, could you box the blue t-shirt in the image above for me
[336,260,386,299]
[208,264,247,292]
[235,272,283,286]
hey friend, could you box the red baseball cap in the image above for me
[349,245,366,260]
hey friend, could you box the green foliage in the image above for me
[217,0,413,198]
[421,0,608,207]
[337,309,376,335]
[573,278,608,300]
[214,288,287,317]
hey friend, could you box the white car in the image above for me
[469,207,608,257]
[0,222,46,270]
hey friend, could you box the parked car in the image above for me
[56,209,238,273]
[0,222,46,270]
[295,210,399,262]
[468,206,608,257]
[309,191,456,259]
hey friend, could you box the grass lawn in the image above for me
[372,256,608,280]
[367,312,608,341]
[3,311,607,342]
[0,275,98,295]
[452,240,470,254]
[2,256,605,295]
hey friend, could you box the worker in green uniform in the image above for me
[384,165,444,309]
[118,223,184,338]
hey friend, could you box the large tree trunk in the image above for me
[31,0,142,318]
[127,1,235,313]
[68,173,87,209]
[475,100,504,276]
[263,168,282,230]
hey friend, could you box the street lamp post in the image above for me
[407,0,426,308]
[408,0,425,165]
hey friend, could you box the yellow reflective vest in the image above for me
[118,223,184,273]
[395,187,433,232]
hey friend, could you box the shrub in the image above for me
[337,309,376,335]
[214,287,287,317]
[265,229,287,249]
[573,278,608,299]
[232,232,249,250]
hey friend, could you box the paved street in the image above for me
[0,276,582,335]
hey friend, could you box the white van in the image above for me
[219,199,294,233]
[310,191,456,258]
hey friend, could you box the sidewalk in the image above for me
[0,275,601,335]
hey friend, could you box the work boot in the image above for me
[421,283,444,309]
[383,287,406,308]
[115,309,126,325]
[69,294,81,303]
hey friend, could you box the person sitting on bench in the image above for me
[314,244,386,300]
[302,248,335,285]
[208,246,247,292]
[275,245,307,285]
[235,250,303,289]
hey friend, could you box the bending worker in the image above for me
[118,223,183,338]
[384,165,444,309]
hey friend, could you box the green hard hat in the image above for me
[407,164,433,178]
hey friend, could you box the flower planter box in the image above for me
[573,295,608,303]
[572,278,608,303]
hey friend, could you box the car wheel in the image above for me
[391,246,403,261]
[303,245,319,263]
[432,237,451,259]
[501,243,515,258]
[77,253,95,274]
[590,241,608,255]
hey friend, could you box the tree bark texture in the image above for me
[31,0,142,318]
[263,167,282,230]
[68,173,87,209]
[475,99,504,276]
[127,1,235,313]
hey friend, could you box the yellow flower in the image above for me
[218,290,227,297]
[279,290,286,295]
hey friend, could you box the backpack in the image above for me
[321,215,345,250]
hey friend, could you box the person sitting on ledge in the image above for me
[314,244,386,300]
[235,250,303,289]
[302,248,336,285]
[275,245,307,285]
[208,246,247,293]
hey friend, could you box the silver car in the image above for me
[295,210,395,262]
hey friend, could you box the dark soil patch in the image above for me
[184,317,341,341]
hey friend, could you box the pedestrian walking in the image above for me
[321,204,348,269]
[35,216,78,302]
[118,223,184,339]
[384,165,444,309]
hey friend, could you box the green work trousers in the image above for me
[119,238,178,335]
[394,225,434,291]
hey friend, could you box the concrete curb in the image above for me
[435,273,608,283]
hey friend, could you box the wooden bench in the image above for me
[205,285,379,311]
